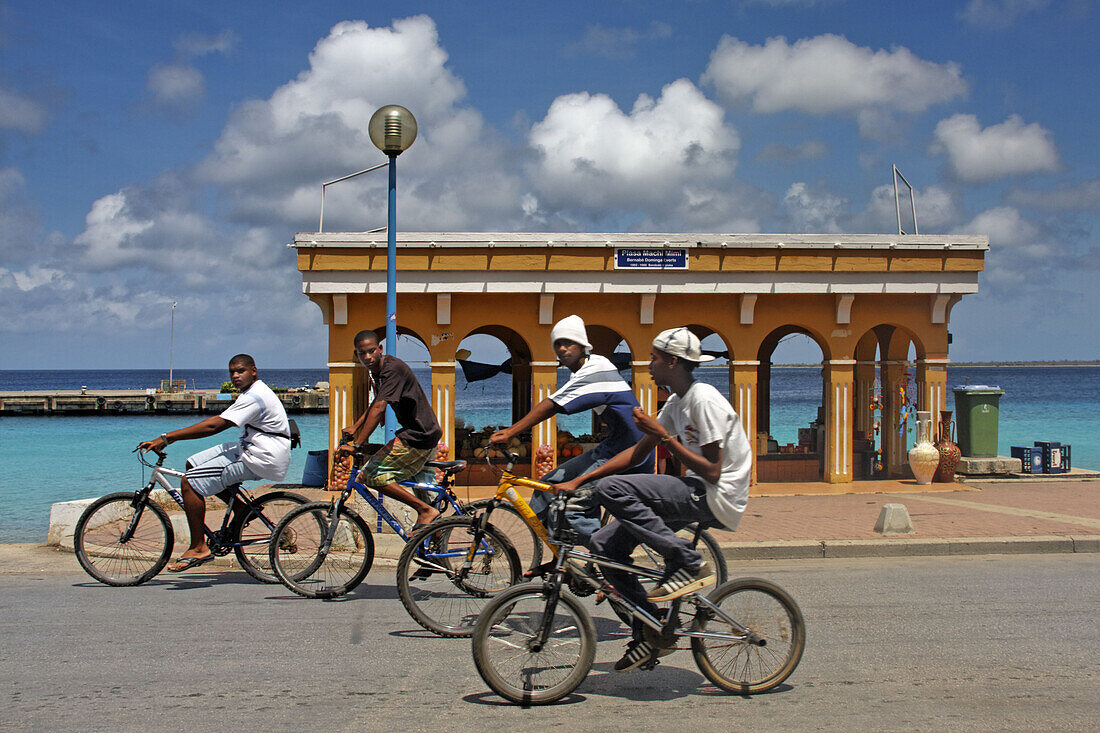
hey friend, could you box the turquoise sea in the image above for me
[1,365,1096,542]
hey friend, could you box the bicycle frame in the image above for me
[130,451,277,552]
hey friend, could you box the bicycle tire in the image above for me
[464,499,543,571]
[396,516,521,638]
[472,583,596,705]
[232,490,311,583]
[269,502,374,599]
[74,492,173,586]
[690,577,805,695]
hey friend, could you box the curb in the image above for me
[719,534,1100,560]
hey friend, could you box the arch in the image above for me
[754,325,829,482]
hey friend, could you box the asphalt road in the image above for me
[1,551,1097,732]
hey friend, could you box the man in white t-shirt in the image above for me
[555,327,752,672]
[137,354,291,572]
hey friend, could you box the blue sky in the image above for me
[1,0,1097,368]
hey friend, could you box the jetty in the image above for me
[0,388,328,416]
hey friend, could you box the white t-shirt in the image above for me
[220,379,291,480]
[657,380,751,531]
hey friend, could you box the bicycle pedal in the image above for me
[641,658,661,671]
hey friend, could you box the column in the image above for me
[430,362,456,458]
[327,362,357,480]
[916,356,949,423]
[854,360,877,437]
[882,360,910,477]
[511,359,532,425]
[530,361,559,458]
[824,360,855,483]
[632,361,658,415]
[731,361,759,485]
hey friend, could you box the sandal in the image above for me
[166,554,215,572]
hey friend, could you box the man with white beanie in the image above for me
[491,315,653,551]
[555,326,752,672]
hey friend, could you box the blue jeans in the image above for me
[530,449,607,546]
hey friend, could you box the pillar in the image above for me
[632,361,658,415]
[854,360,877,437]
[511,359,532,425]
[327,362,357,465]
[824,360,855,483]
[756,359,772,438]
[881,360,910,477]
[430,362,456,458]
[530,361,559,457]
[916,356,949,425]
[731,361,759,485]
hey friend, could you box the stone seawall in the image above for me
[0,389,327,416]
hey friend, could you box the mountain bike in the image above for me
[470,492,805,705]
[73,447,309,586]
[269,453,521,600]
[395,451,727,638]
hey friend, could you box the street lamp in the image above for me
[368,105,417,440]
[169,301,178,391]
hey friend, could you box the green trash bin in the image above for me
[953,386,1004,458]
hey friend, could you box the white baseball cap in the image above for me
[652,327,715,363]
[550,315,592,349]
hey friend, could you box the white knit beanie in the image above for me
[550,315,592,349]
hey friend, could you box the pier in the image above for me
[0,389,328,416]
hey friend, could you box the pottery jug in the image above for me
[908,410,939,485]
[933,410,961,483]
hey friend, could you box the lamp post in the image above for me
[368,105,417,441]
[168,301,177,391]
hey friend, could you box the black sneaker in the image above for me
[646,561,715,602]
[614,638,675,673]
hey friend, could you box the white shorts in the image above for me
[185,442,261,497]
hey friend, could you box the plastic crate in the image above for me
[1011,446,1043,474]
[1033,441,1064,474]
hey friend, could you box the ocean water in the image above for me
[1,366,1096,542]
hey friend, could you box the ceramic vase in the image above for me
[933,410,961,483]
[908,410,939,485]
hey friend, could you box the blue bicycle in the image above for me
[268,452,521,599]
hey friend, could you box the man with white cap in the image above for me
[491,315,653,552]
[554,326,752,672]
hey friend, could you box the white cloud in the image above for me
[931,113,1059,183]
[564,22,672,60]
[782,182,847,233]
[0,87,48,133]
[853,184,960,233]
[959,0,1051,30]
[174,29,238,56]
[702,34,967,118]
[527,79,740,216]
[146,63,206,113]
[195,16,527,232]
[959,206,1060,289]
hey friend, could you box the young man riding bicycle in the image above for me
[554,327,752,672]
[489,315,653,552]
[137,354,292,572]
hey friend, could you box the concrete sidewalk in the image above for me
[12,476,1099,575]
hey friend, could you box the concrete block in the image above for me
[956,456,1022,476]
[47,499,96,549]
[874,503,915,535]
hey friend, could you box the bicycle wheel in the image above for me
[464,499,543,572]
[396,516,521,638]
[472,583,596,705]
[269,503,374,599]
[232,490,311,584]
[690,577,805,694]
[74,492,173,586]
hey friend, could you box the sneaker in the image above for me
[646,561,715,602]
[614,638,675,673]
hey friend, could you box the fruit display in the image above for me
[533,444,555,479]
[433,442,449,484]
[330,450,353,490]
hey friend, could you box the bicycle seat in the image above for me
[425,459,467,474]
